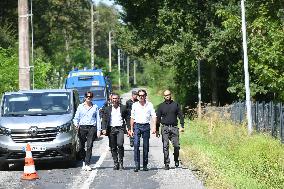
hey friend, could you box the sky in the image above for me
[96,0,122,11]
[97,0,115,6]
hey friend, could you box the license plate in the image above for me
[30,146,46,152]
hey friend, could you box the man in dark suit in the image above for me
[101,93,128,170]
[125,90,138,147]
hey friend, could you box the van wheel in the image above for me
[0,163,9,171]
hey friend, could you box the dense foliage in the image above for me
[115,0,284,106]
[0,0,120,93]
[0,1,283,106]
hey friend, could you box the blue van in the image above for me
[65,68,111,108]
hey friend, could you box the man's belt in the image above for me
[136,123,150,125]
[80,125,95,128]
[110,125,123,128]
[162,124,177,127]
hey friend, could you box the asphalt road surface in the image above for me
[0,89,205,189]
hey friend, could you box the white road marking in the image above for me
[71,137,108,189]
[81,147,108,189]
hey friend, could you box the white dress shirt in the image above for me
[110,106,123,126]
[131,101,156,124]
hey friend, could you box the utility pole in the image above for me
[118,49,121,91]
[108,31,112,72]
[18,0,31,90]
[133,60,136,85]
[90,2,94,68]
[198,59,202,118]
[30,0,34,89]
[241,0,253,135]
[127,56,130,87]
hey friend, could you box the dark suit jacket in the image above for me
[125,99,138,130]
[101,104,129,136]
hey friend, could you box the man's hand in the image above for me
[97,131,101,138]
[180,128,185,132]
[75,125,79,131]
[151,127,156,135]
[102,130,106,135]
[129,130,134,137]
[127,130,131,137]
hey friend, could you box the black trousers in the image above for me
[78,125,97,165]
[129,136,134,146]
[161,125,180,165]
[109,126,124,163]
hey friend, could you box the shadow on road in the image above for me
[6,155,101,171]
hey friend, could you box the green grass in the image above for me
[180,118,284,189]
[147,87,163,108]
[144,86,284,188]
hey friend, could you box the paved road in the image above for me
[0,89,205,189]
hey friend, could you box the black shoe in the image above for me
[175,161,179,167]
[113,163,119,170]
[119,162,124,170]
[134,167,139,172]
[142,166,149,171]
[164,164,170,170]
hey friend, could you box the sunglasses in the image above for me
[138,94,145,97]
[164,94,171,96]
[86,96,93,98]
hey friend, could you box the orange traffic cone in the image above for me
[21,143,39,180]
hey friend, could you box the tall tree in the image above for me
[115,0,284,105]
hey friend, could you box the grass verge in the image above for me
[147,87,163,108]
[180,118,284,189]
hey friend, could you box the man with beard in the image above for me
[101,93,128,170]
[156,90,184,170]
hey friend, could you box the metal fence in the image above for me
[228,101,284,143]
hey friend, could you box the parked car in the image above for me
[0,89,80,170]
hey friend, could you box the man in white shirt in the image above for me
[101,93,128,170]
[130,89,156,172]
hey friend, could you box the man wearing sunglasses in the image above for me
[156,90,184,170]
[129,89,157,172]
[101,93,128,170]
[73,91,101,171]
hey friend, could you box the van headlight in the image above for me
[0,126,11,136]
[57,122,71,133]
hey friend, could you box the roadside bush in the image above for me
[180,117,284,189]
[0,47,18,93]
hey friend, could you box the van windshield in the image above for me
[77,86,106,100]
[2,92,71,116]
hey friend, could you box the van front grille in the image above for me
[8,150,62,159]
[10,127,58,143]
